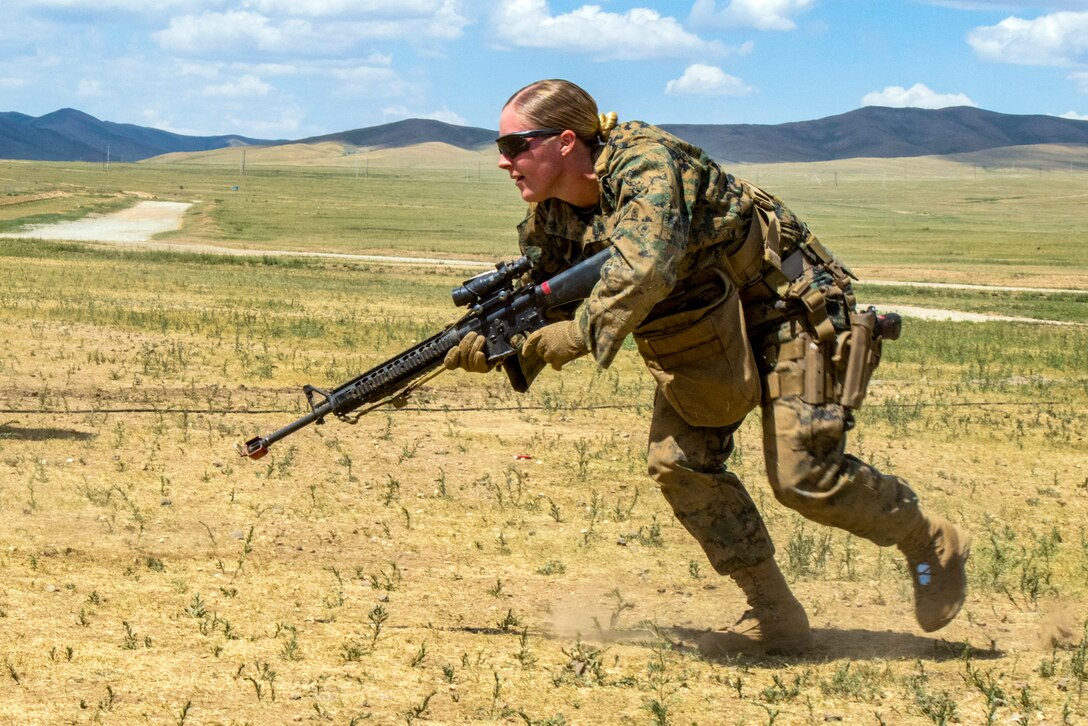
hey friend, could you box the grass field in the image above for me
[0,147,1086,725]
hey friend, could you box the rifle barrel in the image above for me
[240,404,330,459]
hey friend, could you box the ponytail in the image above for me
[597,111,619,142]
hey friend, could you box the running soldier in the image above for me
[445,79,970,654]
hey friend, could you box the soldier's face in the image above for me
[497,105,564,203]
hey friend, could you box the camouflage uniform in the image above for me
[514,121,922,575]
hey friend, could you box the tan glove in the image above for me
[522,320,590,371]
[443,331,492,373]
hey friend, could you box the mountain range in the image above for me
[0,108,276,163]
[3,106,1088,164]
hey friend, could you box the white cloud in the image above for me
[19,0,206,12]
[491,0,723,60]
[923,1,1088,10]
[689,0,814,31]
[862,83,977,109]
[224,109,303,137]
[178,62,220,79]
[381,105,466,125]
[665,64,754,96]
[231,63,308,77]
[1059,110,1088,120]
[139,109,204,136]
[76,79,103,97]
[202,75,273,98]
[139,103,303,138]
[329,65,414,100]
[155,11,306,54]
[1073,70,1088,92]
[365,52,393,66]
[0,77,29,89]
[248,0,469,38]
[248,0,452,17]
[154,5,466,56]
[967,11,1088,66]
[420,107,466,125]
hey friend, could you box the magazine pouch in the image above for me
[635,269,760,428]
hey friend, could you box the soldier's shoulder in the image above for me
[608,120,672,147]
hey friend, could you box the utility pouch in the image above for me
[723,187,786,294]
[839,307,880,409]
[760,326,835,406]
[803,333,832,405]
[635,270,760,428]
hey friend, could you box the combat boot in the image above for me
[898,514,971,632]
[697,558,812,656]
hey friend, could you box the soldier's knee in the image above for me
[766,457,841,509]
[647,449,683,489]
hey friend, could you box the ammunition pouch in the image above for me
[635,269,760,428]
[761,324,833,406]
[761,306,901,409]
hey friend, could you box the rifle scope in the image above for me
[451,256,533,307]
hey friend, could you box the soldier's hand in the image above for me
[443,331,492,373]
[522,321,589,371]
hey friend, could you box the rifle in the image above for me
[239,247,613,459]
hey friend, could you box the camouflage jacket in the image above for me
[518,120,812,367]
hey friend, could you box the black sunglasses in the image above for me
[495,128,565,158]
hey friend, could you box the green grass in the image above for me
[3,154,1087,277]
[1,160,526,257]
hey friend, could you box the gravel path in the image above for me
[3,200,1083,324]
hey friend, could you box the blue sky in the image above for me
[2,0,1087,140]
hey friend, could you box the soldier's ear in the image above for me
[558,129,579,155]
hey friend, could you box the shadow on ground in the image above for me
[435,622,1003,665]
[0,424,96,442]
[665,625,1002,664]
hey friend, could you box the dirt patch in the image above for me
[0,199,191,242]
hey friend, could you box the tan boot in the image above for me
[898,514,971,632]
[697,558,812,656]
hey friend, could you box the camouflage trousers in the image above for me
[647,323,924,575]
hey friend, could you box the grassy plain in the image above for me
[0,147,1086,725]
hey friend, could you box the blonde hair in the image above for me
[505,79,619,145]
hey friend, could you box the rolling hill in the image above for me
[0,108,277,162]
[3,106,1088,164]
[663,106,1088,163]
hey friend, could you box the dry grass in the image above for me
[0,158,1086,724]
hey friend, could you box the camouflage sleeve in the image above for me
[576,145,691,368]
